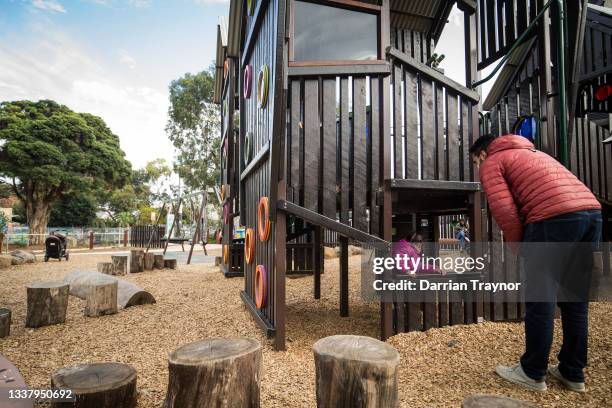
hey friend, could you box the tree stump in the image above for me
[51,362,137,408]
[462,394,538,408]
[154,255,165,269]
[111,256,128,275]
[97,262,115,275]
[313,335,400,408]
[163,337,261,408]
[85,281,118,317]
[0,307,10,338]
[144,253,155,270]
[26,282,69,328]
[130,250,144,273]
[164,259,177,269]
[64,271,155,309]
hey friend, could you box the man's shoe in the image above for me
[548,364,586,393]
[495,364,547,391]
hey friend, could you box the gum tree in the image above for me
[0,100,131,241]
[165,66,220,191]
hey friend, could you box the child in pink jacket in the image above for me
[392,232,440,274]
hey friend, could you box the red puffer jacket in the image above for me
[480,135,601,243]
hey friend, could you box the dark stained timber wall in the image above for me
[389,50,477,183]
[241,0,279,329]
[286,74,384,237]
[220,57,244,277]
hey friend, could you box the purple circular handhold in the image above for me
[244,65,252,99]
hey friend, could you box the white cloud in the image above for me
[30,0,66,13]
[118,48,136,69]
[192,0,230,4]
[0,29,174,168]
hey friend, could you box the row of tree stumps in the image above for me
[9,250,166,335]
[46,335,400,408]
[95,251,176,276]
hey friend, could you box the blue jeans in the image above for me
[456,230,466,250]
[520,210,602,382]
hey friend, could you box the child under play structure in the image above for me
[454,219,470,253]
[392,232,442,275]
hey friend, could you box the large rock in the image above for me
[11,249,36,263]
[11,256,26,265]
[0,255,12,269]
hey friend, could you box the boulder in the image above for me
[0,255,13,269]
[11,249,36,263]
[11,256,26,265]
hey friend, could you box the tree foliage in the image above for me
[49,191,98,227]
[0,100,132,237]
[166,65,220,191]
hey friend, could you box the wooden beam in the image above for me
[187,193,206,265]
[314,227,322,300]
[278,200,391,250]
[274,181,287,351]
[163,199,181,255]
[387,47,481,103]
[145,201,166,253]
[288,63,390,78]
[240,141,270,181]
[339,236,349,317]
[386,178,481,191]
[240,291,276,337]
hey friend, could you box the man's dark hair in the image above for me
[469,134,496,156]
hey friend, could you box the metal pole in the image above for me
[555,0,569,167]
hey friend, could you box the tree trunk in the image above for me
[26,282,69,328]
[97,262,115,275]
[163,338,261,408]
[143,253,155,270]
[462,395,538,408]
[154,255,165,269]
[313,335,400,408]
[51,362,137,408]
[64,271,155,309]
[112,256,128,275]
[85,281,118,317]
[130,250,144,273]
[26,198,53,246]
[164,259,177,269]
[0,308,10,338]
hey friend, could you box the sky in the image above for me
[0,1,495,170]
[0,0,228,168]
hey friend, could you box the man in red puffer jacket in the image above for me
[470,134,602,393]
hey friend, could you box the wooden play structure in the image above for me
[214,0,611,350]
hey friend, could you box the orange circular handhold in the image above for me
[257,196,271,241]
[245,228,255,264]
[255,264,267,309]
[220,184,226,201]
[223,59,230,79]
[223,244,229,264]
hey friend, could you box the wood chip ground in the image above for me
[0,250,610,407]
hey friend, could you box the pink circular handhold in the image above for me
[244,65,252,99]
[223,203,230,224]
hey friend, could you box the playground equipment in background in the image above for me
[146,190,209,264]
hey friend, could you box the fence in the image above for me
[3,227,128,252]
